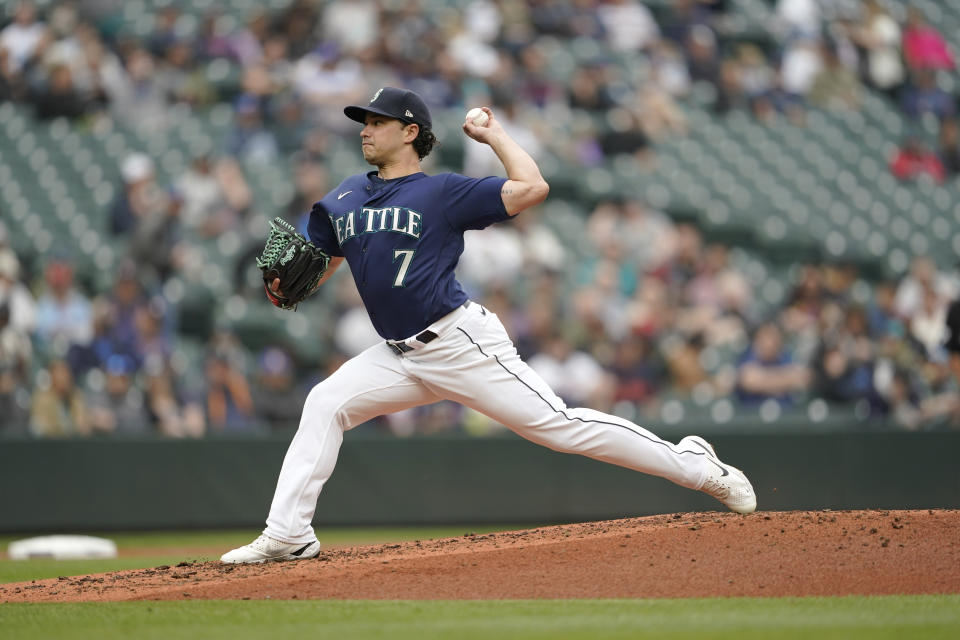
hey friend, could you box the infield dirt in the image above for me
[2,509,958,602]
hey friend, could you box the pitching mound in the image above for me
[3,510,958,602]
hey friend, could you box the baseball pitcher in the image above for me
[222,87,756,563]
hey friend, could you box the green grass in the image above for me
[0,596,957,640]
[0,525,521,584]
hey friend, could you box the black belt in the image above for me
[386,302,471,355]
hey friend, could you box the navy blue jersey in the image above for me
[308,171,509,339]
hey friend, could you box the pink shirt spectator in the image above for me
[903,19,954,71]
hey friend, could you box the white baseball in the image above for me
[466,107,489,127]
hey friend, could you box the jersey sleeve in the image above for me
[307,200,344,257]
[442,173,510,231]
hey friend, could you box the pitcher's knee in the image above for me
[302,383,349,432]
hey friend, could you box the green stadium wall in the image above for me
[0,431,957,532]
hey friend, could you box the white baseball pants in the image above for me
[264,302,712,543]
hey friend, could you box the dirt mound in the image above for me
[3,510,958,602]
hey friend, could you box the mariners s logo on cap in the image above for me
[344,86,433,129]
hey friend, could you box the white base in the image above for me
[7,535,118,560]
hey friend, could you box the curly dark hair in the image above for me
[412,126,439,160]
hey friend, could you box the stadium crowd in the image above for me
[1,0,959,438]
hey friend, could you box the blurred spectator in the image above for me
[772,0,822,41]
[900,69,956,121]
[448,14,499,79]
[147,5,179,58]
[156,39,216,107]
[588,199,678,275]
[332,276,380,357]
[940,118,960,177]
[867,281,902,339]
[568,64,617,112]
[812,306,877,404]
[30,359,90,437]
[145,366,205,438]
[660,0,713,45]
[175,154,240,236]
[102,46,170,132]
[203,341,256,432]
[808,42,861,111]
[881,368,959,430]
[598,107,653,163]
[664,332,710,392]
[609,334,660,406]
[894,256,958,320]
[944,294,960,385]
[889,136,946,184]
[224,94,279,163]
[685,25,724,98]
[322,0,381,56]
[650,37,692,99]
[528,331,614,409]
[735,322,810,406]
[513,289,561,361]
[678,244,751,347]
[30,63,91,120]
[291,45,366,127]
[0,45,23,101]
[250,347,304,431]
[852,0,904,97]
[284,155,329,225]
[129,187,185,286]
[459,225,525,293]
[0,247,36,334]
[909,285,948,360]
[88,354,151,435]
[271,93,311,154]
[34,258,93,358]
[0,1,47,73]
[571,257,632,343]
[636,82,688,141]
[597,0,659,53]
[511,207,567,274]
[780,36,823,99]
[96,266,149,367]
[902,7,955,73]
[0,298,32,435]
[110,153,161,235]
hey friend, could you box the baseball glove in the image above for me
[255,217,330,310]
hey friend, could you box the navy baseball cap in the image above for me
[344,87,432,130]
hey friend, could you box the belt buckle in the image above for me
[387,340,412,355]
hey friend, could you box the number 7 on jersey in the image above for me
[392,249,415,287]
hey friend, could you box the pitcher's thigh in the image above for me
[307,343,441,430]
[416,313,567,430]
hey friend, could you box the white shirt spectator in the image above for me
[0,250,37,334]
[447,26,500,79]
[334,305,381,356]
[863,11,904,90]
[774,0,822,40]
[465,0,502,43]
[323,1,380,54]
[0,14,45,72]
[529,344,609,407]
[458,226,525,291]
[598,0,659,52]
[781,40,823,95]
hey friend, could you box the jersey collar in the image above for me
[366,170,426,184]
